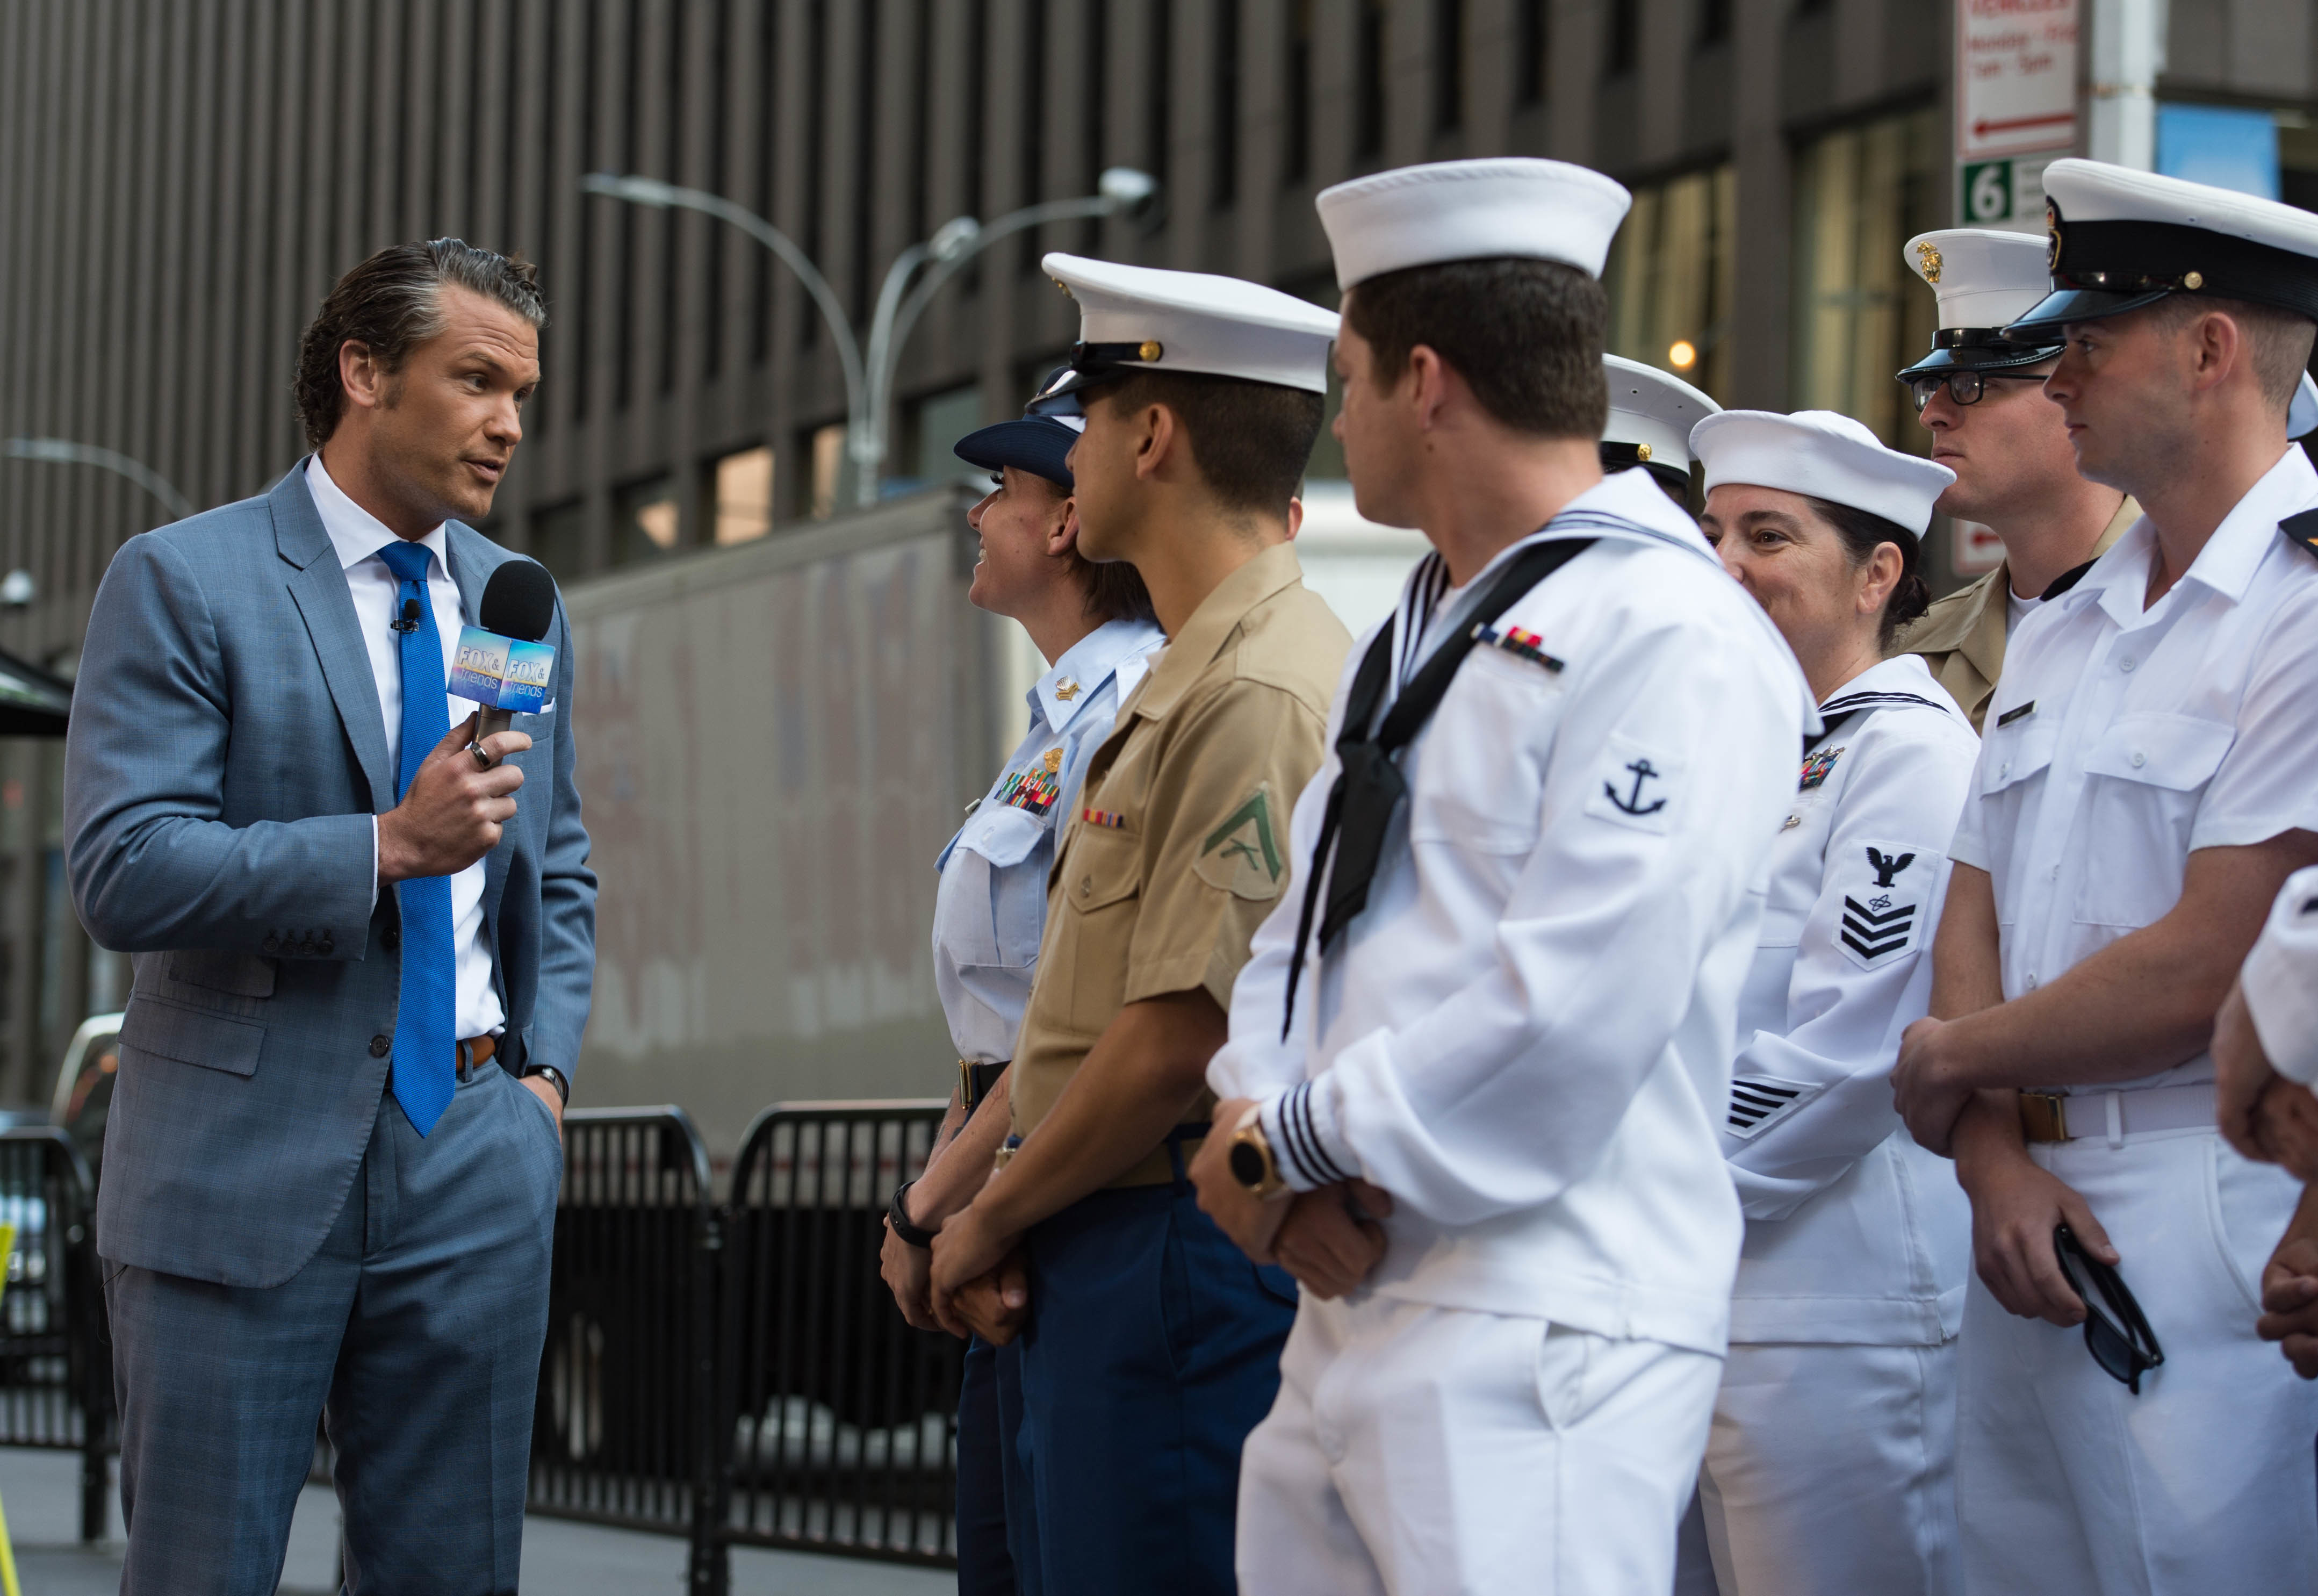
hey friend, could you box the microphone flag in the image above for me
[448,626,555,714]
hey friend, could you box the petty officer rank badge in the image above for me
[996,759,1062,816]
[1840,843,1924,969]
[1798,746,1844,791]
[1195,787,1287,900]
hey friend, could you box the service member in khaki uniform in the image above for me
[927,254,1349,1596]
[1887,229,2137,730]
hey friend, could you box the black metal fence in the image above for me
[0,1100,960,1593]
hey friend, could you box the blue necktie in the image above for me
[377,541,456,1135]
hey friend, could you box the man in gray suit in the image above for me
[64,239,595,1593]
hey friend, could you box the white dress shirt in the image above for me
[2242,864,2318,1087]
[306,456,505,1041]
[1723,653,1977,1344]
[932,617,1162,1064]
[1953,445,2318,1094]
[1208,469,1808,1355]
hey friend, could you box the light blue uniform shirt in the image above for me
[933,616,1165,1065]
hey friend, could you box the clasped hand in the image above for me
[1891,1016,1976,1156]
[1190,1098,1395,1299]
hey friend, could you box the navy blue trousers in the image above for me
[957,1334,1025,1595]
[1010,1174,1298,1596]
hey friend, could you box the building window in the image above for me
[904,385,989,488]
[714,448,775,546]
[1212,0,1240,209]
[1354,0,1387,159]
[1790,109,1940,448]
[1516,1,1550,106]
[1284,0,1314,182]
[1605,0,1639,76]
[1697,0,1732,47]
[1433,0,1464,133]
[616,476,683,565]
[1603,164,1738,405]
[531,499,587,584]
[808,422,849,519]
[1148,0,1174,185]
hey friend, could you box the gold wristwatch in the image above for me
[1227,1105,1288,1199]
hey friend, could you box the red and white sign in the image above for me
[1956,0,2081,161]
[1951,520,2006,578]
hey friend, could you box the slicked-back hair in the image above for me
[1804,494,1930,651]
[2144,292,2317,414]
[1084,369,1327,517]
[1344,257,1609,438]
[296,239,548,449]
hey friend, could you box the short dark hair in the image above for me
[1804,495,1930,651]
[1343,257,1609,438]
[1013,471,1158,624]
[1084,369,1326,517]
[2143,292,2317,414]
[295,239,548,449]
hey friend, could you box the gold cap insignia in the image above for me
[1043,747,1062,773]
[1138,340,1163,362]
[1635,442,1653,462]
[2184,270,2205,290]
[1916,240,1942,284]
[2046,203,2062,273]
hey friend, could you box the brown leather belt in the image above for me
[455,1036,498,1081]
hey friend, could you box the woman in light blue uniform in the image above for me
[879,378,1162,1595]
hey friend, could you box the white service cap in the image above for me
[1039,253,1340,397]
[1905,229,2060,337]
[1691,409,1955,539]
[1315,158,1632,291]
[1602,355,1719,475]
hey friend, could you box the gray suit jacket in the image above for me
[65,462,596,1287]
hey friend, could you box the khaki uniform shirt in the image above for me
[1894,497,2137,732]
[1012,541,1351,1187]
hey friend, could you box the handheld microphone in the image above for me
[449,560,559,770]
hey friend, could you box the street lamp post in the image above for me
[2,437,195,523]
[584,167,1159,507]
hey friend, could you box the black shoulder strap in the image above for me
[1280,536,1597,1038]
[2041,557,2098,600]
[2281,508,2318,563]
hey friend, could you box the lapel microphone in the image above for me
[392,596,422,634]
[448,560,560,770]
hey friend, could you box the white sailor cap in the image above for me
[1037,253,1338,399]
[1601,355,1719,486]
[1898,229,2064,380]
[1691,409,1955,540]
[1315,157,1632,290]
[2008,157,2318,338]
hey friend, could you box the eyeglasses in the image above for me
[2054,1225,2165,1393]
[1907,370,2050,412]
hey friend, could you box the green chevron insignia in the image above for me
[1203,790,1282,883]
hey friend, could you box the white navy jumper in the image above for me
[1211,468,1807,1596]
[1675,652,1977,1596]
[932,617,1162,1063]
[1950,446,2318,1596]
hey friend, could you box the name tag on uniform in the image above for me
[1996,700,2036,729]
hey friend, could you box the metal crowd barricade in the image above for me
[0,1128,109,1543]
[714,1099,960,1573]
[526,1106,722,1585]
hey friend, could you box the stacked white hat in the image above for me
[1315,157,1632,287]
[1601,355,1719,477]
[1690,410,1955,539]
[1898,229,2064,378]
[1039,254,1339,397]
[2009,157,2318,338]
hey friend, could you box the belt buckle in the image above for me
[958,1059,979,1112]
[2019,1091,2071,1144]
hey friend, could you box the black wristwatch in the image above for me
[889,1180,938,1249]
[522,1064,570,1106]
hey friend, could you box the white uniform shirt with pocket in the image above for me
[1208,470,1809,1356]
[932,617,1163,1064]
[1954,445,2318,1095]
[1724,654,1978,1345]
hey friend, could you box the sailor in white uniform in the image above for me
[876,380,1162,1593]
[1889,158,2318,1595]
[1601,354,1718,506]
[1674,410,1973,1596]
[1187,157,1809,1596]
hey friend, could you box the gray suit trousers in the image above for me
[105,1063,561,1595]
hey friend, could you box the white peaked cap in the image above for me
[1315,158,1632,290]
[1905,229,2056,332]
[1602,355,1720,471]
[1040,254,1339,394]
[2295,371,2318,440]
[1691,410,1956,539]
[2042,156,2318,261]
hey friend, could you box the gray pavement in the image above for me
[0,1446,954,1595]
